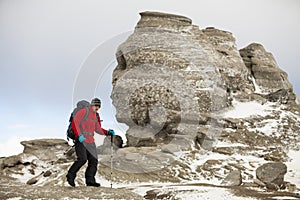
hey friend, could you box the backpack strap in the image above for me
[79,107,90,134]
[83,107,89,121]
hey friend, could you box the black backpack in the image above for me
[67,100,90,141]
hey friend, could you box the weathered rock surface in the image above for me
[256,162,287,187]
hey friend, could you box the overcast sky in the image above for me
[0,0,299,156]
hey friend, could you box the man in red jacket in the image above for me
[66,98,115,187]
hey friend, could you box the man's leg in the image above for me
[66,142,87,186]
[85,142,99,186]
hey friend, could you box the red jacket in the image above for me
[72,106,107,143]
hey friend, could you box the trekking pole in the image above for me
[110,135,113,188]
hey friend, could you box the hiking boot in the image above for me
[86,182,100,187]
[66,174,75,187]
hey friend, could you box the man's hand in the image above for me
[107,129,115,136]
[78,134,86,143]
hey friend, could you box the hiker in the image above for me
[66,98,115,187]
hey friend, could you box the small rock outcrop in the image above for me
[21,139,69,161]
[1,139,70,170]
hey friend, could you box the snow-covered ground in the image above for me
[2,98,299,200]
[133,185,256,200]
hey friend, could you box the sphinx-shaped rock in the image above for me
[111,12,251,147]
[111,11,297,148]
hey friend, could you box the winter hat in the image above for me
[91,98,101,107]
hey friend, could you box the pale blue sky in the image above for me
[0,0,299,156]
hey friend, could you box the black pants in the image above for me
[67,141,98,184]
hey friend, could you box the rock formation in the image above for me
[111,11,297,149]
[105,10,300,194]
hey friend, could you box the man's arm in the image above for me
[95,114,108,135]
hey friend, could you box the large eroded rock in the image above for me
[111,11,297,149]
[111,11,251,147]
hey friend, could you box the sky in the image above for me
[0,0,299,157]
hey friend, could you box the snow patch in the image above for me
[223,100,274,119]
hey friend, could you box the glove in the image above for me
[107,129,115,136]
[78,134,86,143]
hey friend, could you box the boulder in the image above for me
[26,177,38,185]
[221,170,242,186]
[43,170,52,177]
[256,162,287,187]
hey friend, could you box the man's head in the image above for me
[91,98,101,112]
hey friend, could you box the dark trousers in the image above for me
[67,141,98,184]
